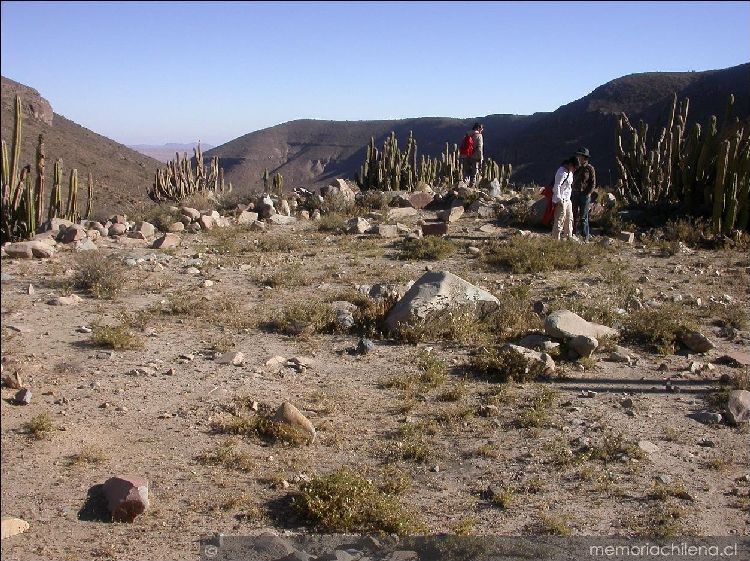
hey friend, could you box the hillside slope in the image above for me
[207,63,750,192]
[1,77,161,219]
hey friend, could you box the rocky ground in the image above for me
[1,186,749,561]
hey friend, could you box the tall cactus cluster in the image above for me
[356,131,511,191]
[1,95,91,242]
[149,144,231,202]
[616,93,750,234]
[272,172,284,196]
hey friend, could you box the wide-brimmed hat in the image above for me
[575,147,591,158]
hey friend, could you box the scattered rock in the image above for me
[517,333,559,352]
[152,233,181,249]
[544,309,618,340]
[1,516,30,540]
[47,294,83,306]
[688,411,723,425]
[268,214,297,225]
[237,210,259,225]
[502,343,556,375]
[356,338,375,355]
[108,223,127,236]
[4,240,55,258]
[377,224,399,238]
[420,221,448,236]
[168,221,185,232]
[347,217,370,234]
[273,402,315,443]
[679,331,715,353]
[570,335,598,358]
[180,207,200,220]
[715,351,750,368]
[75,238,98,251]
[726,390,750,425]
[637,440,659,454]
[437,203,464,223]
[216,352,244,366]
[198,215,215,231]
[387,207,418,221]
[384,271,500,330]
[102,475,149,522]
[13,388,32,405]
[59,224,87,243]
[407,191,434,209]
[1,371,23,389]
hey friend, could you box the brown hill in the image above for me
[128,142,215,163]
[1,76,162,220]
[206,62,750,192]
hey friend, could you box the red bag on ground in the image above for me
[541,185,555,226]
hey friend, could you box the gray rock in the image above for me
[102,475,149,522]
[570,335,598,358]
[689,411,723,425]
[545,310,618,340]
[347,217,370,234]
[384,271,500,330]
[679,331,715,353]
[75,238,98,251]
[14,388,32,405]
[517,333,560,352]
[357,338,375,354]
[637,440,659,454]
[237,210,258,225]
[377,224,399,238]
[726,390,750,425]
[268,214,297,225]
[216,352,244,366]
[502,343,556,375]
[437,203,464,223]
[59,224,87,243]
[388,207,418,221]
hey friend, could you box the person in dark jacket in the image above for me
[571,147,596,241]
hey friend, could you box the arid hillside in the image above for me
[1,77,162,220]
[206,63,750,193]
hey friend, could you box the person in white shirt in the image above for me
[551,157,579,240]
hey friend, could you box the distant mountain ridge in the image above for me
[1,76,161,219]
[128,142,215,163]
[206,62,750,193]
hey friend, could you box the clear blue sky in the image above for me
[2,1,748,146]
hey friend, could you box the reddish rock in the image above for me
[58,224,86,243]
[180,207,200,221]
[198,215,215,231]
[421,222,448,236]
[408,191,434,209]
[102,475,149,522]
[108,223,127,236]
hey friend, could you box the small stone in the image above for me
[14,388,32,405]
[152,233,181,249]
[27,284,35,295]
[179,353,194,361]
[570,335,598,358]
[1,371,23,389]
[620,398,634,408]
[580,390,598,398]
[1,516,30,540]
[77,325,93,334]
[216,352,244,366]
[47,294,83,306]
[467,246,481,256]
[679,331,715,353]
[102,475,149,522]
[689,411,723,425]
[421,222,448,237]
[638,440,659,454]
[202,280,214,288]
[273,402,315,443]
[356,338,375,355]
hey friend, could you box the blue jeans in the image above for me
[573,191,591,239]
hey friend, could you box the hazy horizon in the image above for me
[2,1,748,147]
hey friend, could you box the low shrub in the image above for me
[399,237,457,260]
[72,252,127,299]
[622,304,699,354]
[483,236,602,274]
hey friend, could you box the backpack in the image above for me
[459,133,475,157]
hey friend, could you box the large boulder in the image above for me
[384,271,499,330]
[526,197,548,226]
[4,241,54,259]
[347,217,370,234]
[545,310,618,340]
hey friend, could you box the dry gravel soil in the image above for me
[1,213,749,560]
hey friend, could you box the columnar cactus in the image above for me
[148,143,230,202]
[1,95,91,242]
[615,92,749,234]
